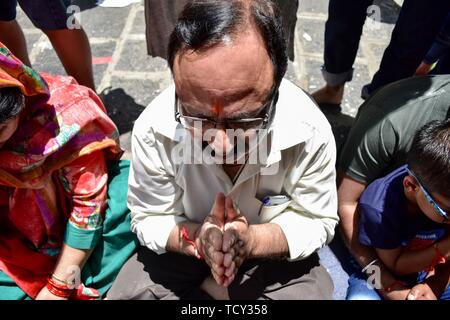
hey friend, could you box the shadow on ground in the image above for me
[318,104,355,159]
[100,87,146,135]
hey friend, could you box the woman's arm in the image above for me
[35,245,93,300]
[36,151,109,300]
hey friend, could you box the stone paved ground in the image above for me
[17,0,403,299]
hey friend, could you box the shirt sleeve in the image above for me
[358,202,404,250]
[58,151,108,250]
[271,129,339,261]
[338,106,398,184]
[128,127,187,255]
[424,13,450,65]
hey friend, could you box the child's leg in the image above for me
[0,20,32,67]
[17,0,95,90]
[43,28,95,91]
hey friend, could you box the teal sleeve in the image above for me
[64,221,103,250]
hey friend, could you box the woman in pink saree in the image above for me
[0,43,137,300]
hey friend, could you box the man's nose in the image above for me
[209,126,234,154]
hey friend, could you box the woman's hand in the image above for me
[35,285,68,300]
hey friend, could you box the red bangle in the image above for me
[181,226,203,260]
[46,278,74,299]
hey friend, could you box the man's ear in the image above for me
[403,175,419,193]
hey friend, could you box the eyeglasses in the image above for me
[174,91,277,131]
[406,166,449,221]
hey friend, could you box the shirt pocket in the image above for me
[259,199,292,223]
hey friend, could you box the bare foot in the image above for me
[311,84,344,105]
[200,275,230,300]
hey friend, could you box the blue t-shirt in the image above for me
[358,165,446,250]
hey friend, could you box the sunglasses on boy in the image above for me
[406,166,449,221]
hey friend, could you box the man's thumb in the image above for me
[225,197,238,220]
[211,193,226,220]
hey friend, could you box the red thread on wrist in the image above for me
[427,243,447,273]
[181,226,203,260]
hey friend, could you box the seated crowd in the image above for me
[0,0,449,300]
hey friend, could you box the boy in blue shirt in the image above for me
[358,119,450,299]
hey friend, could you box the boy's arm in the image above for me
[376,237,450,276]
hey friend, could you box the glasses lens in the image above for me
[227,119,264,131]
[180,117,215,131]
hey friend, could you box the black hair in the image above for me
[168,0,288,93]
[407,119,450,198]
[0,87,25,123]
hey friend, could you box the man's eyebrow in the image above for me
[224,88,254,103]
[227,109,259,120]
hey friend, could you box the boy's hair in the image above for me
[0,87,25,123]
[407,119,450,198]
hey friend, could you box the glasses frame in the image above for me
[406,166,449,221]
[174,91,278,131]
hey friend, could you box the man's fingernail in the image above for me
[407,293,416,300]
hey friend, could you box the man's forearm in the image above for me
[248,223,289,259]
[166,221,201,256]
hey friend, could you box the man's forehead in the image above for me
[173,29,273,88]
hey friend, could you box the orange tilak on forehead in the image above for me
[212,100,224,118]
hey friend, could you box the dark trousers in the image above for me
[106,246,334,300]
[323,0,450,93]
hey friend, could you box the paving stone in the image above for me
[116,40,168,72]
[366,42,388,68]
[16,7,35,30]
[91,41,117,87]
[105,77,162,124]
[299,0,329,14]
[303,58,326,92]
[33,45,67,76]
[131,9,146,34]
[79,6,131,38]
[342,63,371,116]
[297,19,326,55]
[285,62,300,87]
[24,33,43,56]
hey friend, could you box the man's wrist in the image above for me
[247,225,257,258]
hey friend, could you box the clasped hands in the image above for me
[193,193,253,287]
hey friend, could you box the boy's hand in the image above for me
[407,283,438,300]
[414,61,433,76]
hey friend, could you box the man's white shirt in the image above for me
[128,79,339,260]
